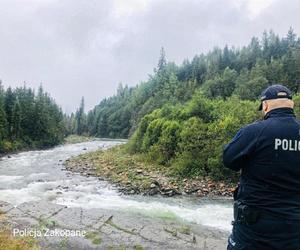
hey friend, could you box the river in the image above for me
[0,140,233,232]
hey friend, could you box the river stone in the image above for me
[147,187,159,195]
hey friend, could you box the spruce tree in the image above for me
[75,97,86,135]
[11,99,22,139]
[4,86,15,136]
[0,81,8,140]
[157,47,167,72]
[287,27,296,47]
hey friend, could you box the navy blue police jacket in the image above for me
[223,107,300,220]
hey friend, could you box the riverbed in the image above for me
[0,140,232,248]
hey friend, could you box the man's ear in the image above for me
[263,101,268,111]
[291,100,295,108]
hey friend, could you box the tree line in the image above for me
[0,83,65,153]
[70,28,300,139]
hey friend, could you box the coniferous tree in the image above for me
[0,81,8,140]
[286,27,297,47]
[157,47,167,72]
[75,97,86,135]
[4,87,15,137]
[11,98,21,139]
[33,86,48,143]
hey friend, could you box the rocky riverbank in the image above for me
[65,145,236,197]
[0,200,228,249]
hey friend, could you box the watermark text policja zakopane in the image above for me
[13,228,86,238]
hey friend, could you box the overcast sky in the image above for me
[0,0,299,112]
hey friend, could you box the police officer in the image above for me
[223,84,300,250]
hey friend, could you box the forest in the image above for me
[68,28,300,180]
[3,28,300,180]
[0,84,65,153]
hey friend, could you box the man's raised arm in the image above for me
[223,125,257,171]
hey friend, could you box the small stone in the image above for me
[192,234,196,243]
[150,183,156,188]
[148,188,159,195]
[196,191,203,197]
[208,183,215,188]
[152,180,160,186]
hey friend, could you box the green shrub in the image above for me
[141,118,165,151]
[172,117,210,176]
[294,94,300,117]
[148,120,181,164]
[1,140,13,152]
[127,109,162,153]
[127,92,299,180]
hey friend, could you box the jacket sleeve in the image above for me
[223,125,257,171]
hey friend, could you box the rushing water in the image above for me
[0,140,233,231]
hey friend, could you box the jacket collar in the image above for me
[264,107,296,120]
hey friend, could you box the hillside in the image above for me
[78,29,300,138]
[69,28,300,180]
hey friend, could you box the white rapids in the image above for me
[0,140,233,231]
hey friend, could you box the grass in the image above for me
[0,210,6,221]
[164,225,192,238]
[0,230,40,250]
[178,225,191,235]
[106,217,136,235]
[64,135,94,144]
[0,210,39,249]
[38,217,58,230]
[85,231,102,245]
[59,237,68,250]
[91,238,101,245]
[133,245,144,250]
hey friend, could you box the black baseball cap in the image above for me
[258,84,293,111]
